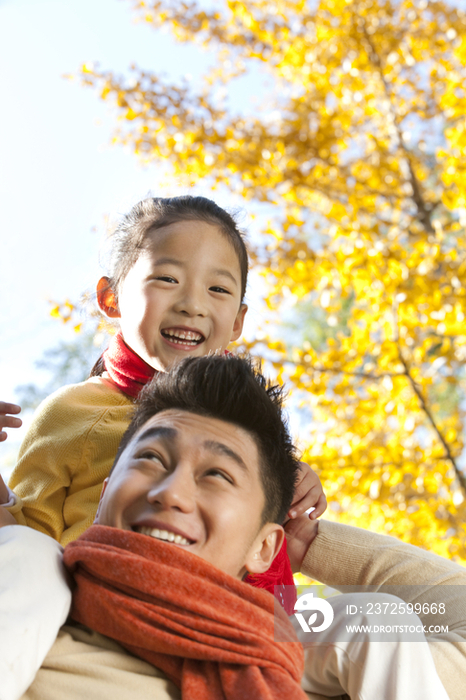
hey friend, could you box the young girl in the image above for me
[6,195,325,588]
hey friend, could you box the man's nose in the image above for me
[147,468,195,512]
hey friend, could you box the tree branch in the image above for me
[307,365,405,380]
[359,17,435,235]
[397,345,466,495]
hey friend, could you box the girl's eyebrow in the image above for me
[212,269,238,286]
[152,257,183,267]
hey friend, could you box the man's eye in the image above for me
[210,286,230,294]
[138,452,164,465]
[206,468,233,483]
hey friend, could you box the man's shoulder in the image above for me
[31,623,181,700]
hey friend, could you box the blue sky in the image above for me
[0,0,270,468]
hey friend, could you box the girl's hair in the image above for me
[107,195,248,302]
[90,195,249,378]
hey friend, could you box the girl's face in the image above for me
[98,220,247,371]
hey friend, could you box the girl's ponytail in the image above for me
[89,354,106,378]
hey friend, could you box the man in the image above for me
[1,356,463,700]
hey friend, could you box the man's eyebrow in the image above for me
[203,440,248,471]
[135,426,178,444]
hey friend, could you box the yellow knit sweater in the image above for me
[8,376,134,545]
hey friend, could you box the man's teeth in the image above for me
[138,526,191,545]
[163,329,203,345]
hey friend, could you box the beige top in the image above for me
[21,623,330,700]
[21,624,181,700]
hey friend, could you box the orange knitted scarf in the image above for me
[63,526,306,700]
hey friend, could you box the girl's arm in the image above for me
[8,380,133,544]
[7,389,77,538]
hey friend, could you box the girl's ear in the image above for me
[97,277,120,318]
[230,303,248,342]
[244,523,284,575]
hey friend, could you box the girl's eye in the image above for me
[210,286,230,294]
[156,275,177,284]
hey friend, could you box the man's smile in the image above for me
[132,519,197,546]
[137,526,192,545]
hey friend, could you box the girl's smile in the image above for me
[160,325,205,348]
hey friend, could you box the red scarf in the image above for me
[64,526,306,700]
[101,332,297,609]
[245,540,296,615]
[102,332,155,399]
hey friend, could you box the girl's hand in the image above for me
[287,461,327,521]
[0,474,10,504]
[284,515,319,573]
[0,402,22,442]
[0,475,16,527]
[0,508,16,527]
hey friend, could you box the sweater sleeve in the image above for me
[301,519,466,700]
[8,379,133,543]
[0,526,71,700]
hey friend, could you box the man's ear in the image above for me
[230,303,248,342]
[244,522,284,575]
[97,276,120,319]
[94,478,109,523]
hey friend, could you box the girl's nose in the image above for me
[147,468,195,513]
[173,285,207,317]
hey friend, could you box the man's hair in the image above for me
[113,354,300,525]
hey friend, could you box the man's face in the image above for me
[97,410,283,579]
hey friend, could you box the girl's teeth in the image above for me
[163,329,203,343]
[169,337,198,345]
